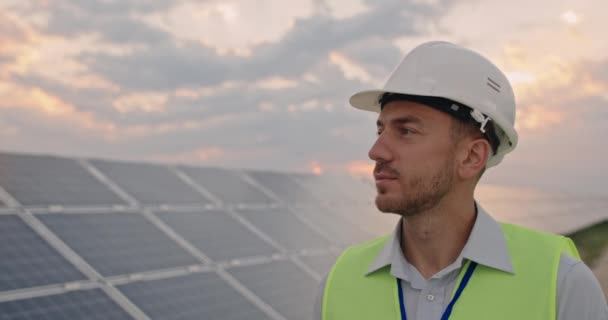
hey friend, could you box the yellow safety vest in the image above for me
[323,223,580,320]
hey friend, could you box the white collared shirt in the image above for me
[314,205,608,320]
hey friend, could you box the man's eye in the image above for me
[376,130,382,136]
[400,128,413,135]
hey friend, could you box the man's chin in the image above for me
[374,194,403,214]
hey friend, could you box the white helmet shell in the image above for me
[349,41,518,168]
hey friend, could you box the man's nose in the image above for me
[368,133,393,163]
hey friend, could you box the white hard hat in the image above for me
[349,41,518,168]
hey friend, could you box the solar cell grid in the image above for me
[291,206,374,245]
[333,205,398,237]
[1,150,605,320]
[246,171,317,204]
[0,215,85,292]
[236,208,330,251]
[0,153,125,207]
[0,289,134,319]
[90,160,211,206]
[292,174,374,204]
[37,212,199,276]
[299,254,338,276]
[155,210,277,262]
[180,166,275,205]
[118,272,270,320]
[228,260,317,320]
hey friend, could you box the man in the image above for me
[315,41,607,319]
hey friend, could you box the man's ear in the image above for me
[457,137,490,180]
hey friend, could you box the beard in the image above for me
[374,159,454,217]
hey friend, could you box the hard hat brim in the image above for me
[349,90,386,113]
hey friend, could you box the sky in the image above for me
[0,0,607,195]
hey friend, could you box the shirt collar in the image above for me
[365,203,514,277]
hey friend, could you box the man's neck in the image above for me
[399,193,477,279]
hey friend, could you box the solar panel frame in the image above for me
[36,211,200,276]
[118,271,271,320]
[0,214,86,292]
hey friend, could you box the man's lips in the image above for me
[374,173,397,181]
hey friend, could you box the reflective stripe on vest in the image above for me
[322,223,580,320]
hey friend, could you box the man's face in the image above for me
[369,100,458,217]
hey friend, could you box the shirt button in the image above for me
[427,294,435,301]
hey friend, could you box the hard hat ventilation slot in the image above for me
[487,77,501,93]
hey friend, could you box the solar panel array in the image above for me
[0,151,606,319]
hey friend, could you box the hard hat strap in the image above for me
[470,109,491,133]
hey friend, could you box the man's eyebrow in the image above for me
[376,115,424,127]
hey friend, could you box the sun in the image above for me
[561,10,580,25]
[216,3,239,23]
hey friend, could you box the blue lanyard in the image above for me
[397,261,478,320]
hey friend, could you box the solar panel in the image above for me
[228,260,318,320]
[290,206,374,245]
[246,171,317,204]
[89,160,211,206]
[118,272,270,320]
[180,166,275,205]
[37,212,199,276]
[333,205,399,237]
[236,208,330,251]
[476,184,608,234]
[299,254,339,276]
[0,214,85,292]
[0,152,125,207]
[0,288,134,319]
[155,210,278,262]
[292,174,374,205]
[0,150,606,320]
[506,210,608,235]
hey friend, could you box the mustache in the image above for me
[374,162,399,177]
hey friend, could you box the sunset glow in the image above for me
[0,0,606,194]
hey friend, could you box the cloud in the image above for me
[113,92,169,113]
[75,0,452,91]
[2,0,456,135]
[0,0,463,176]
[4,1,174,46]
[4,0,606,196]
[340,37,404,78]
[482,54,608,194]
[0,8,34,70]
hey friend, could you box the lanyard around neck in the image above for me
[397,261,478,320]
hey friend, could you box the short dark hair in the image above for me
[378,92,499,155]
